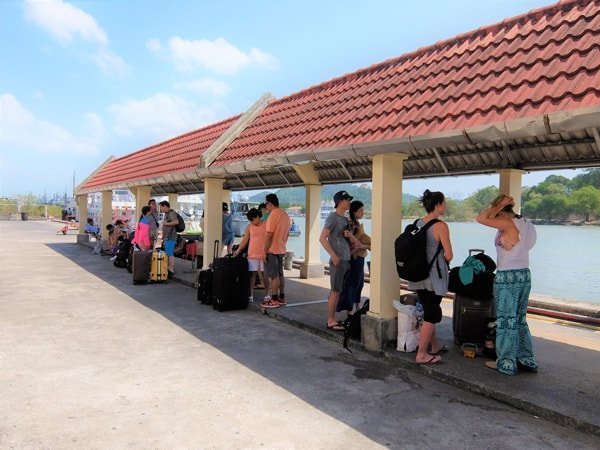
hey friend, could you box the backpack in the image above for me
[342,298,370,352]
[175,212,186,233]
[395,219,441,282]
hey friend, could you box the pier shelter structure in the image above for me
[76,0,600,350]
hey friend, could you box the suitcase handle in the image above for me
[469,249,485,255]
[213,240,220,259]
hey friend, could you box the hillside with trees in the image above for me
[249,169,600,223]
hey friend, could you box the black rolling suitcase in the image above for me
[212,250,249,312]
[132,250,152,285]
[453,295,495,344]
[197,241,218,305]
[450,249,496,344]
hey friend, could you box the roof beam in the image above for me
[276,167,292,185]
[200,92,274,169]
[502,141,518,167]
[234,174,247,188]
[431,147,449,173]
[338,160,353,180]
[592,128,600,158]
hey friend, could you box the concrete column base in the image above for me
[361,314,397,352]
[299,262,324,279]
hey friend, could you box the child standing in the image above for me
[233,208,267,302]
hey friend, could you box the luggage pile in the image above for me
[448,249,496,345]
[197,241,249,312]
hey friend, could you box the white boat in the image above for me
[231,200,259,236]
[319,201,335,219]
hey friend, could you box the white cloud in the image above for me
[149,36,277,75]
[24,0,108,45]
[0,93,103,155]
[175,78,231,96]
[91,47,129,77]
[24,0,129,77]
[145,38,162,53]
[109,93,220,139]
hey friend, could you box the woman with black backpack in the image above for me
[408,190,454,365]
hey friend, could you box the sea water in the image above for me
[283,218,600,304]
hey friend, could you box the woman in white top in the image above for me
[477,194,538,375]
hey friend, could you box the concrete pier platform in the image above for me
[1,220,599,447]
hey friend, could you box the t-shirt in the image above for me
[324,212,350,261]
[162,209,178,241]
[265,208,291,255]
[247,221,267,260]
[496,218,537,271]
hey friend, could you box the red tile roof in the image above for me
[82,115,240,190]
[213,0,600,166]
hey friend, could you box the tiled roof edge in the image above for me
[75,156,115,195]
[271,0,588,104]
[217,105,600,168]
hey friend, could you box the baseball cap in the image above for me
[333,190,353,204]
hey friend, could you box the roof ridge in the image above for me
[270,0,594,104]
[110,114,241,163]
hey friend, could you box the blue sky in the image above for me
[1,0,578,200]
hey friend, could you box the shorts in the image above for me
[163,239,176,257]
[264,253,284,278]
[223,233,234,246]
[329,259,350,292]
[248,258,264,272]
[416,289,443,324]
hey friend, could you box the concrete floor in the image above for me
[1,220,599,448]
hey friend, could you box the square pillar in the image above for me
[363,153,408,351]
[498,169,525,214]
[300,184,324,278]
[168,193,179,213]
[203,178,224,268]
[77,194,88,235]
[135,186,152,221]
[222,189,231,208]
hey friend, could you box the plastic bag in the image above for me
[393,299,422,352]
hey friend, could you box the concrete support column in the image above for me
[363,153,408,351]
[203,178,224,268]
[293,163,324,278]
[498,169,525,214]
[101,190,112,241]
[77,194,88,235]
[168,193,179,213]
[300,184,324,278]
[222,189,231,208]
[135,186,152,220]
[76,194,89,244]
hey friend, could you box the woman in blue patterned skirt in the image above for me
[477,194,538,375]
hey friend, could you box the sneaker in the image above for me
[110,256,117,261]
[167,270,174,279]
[260,299,280,309]
[277,297,286,305]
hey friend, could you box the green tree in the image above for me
[465,186,498,213]
[569,168,600,190]
[522,196,542,218]
[571,186,600,221]
[537,194,570,220]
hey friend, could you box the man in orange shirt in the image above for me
[261,193,291,308]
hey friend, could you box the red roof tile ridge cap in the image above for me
[109,114,242,163]
[266,0,592,107]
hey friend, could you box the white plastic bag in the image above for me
[393,299,421,352]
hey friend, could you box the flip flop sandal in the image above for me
[429,345,449,356]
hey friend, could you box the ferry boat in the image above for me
[86,190,136,229]
[231,200,259,236]
[320,201,335,219]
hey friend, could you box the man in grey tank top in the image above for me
[319,190,358,331]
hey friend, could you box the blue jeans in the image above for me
[494,268,538,375]
[337,256,365,312]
